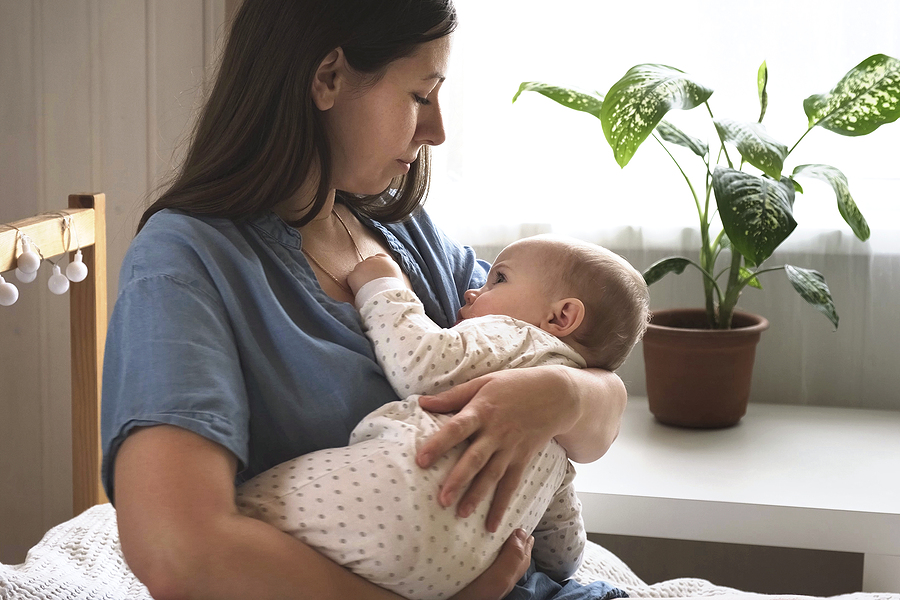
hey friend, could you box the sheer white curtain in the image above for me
[427,0,900,410]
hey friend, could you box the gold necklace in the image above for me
[301,208,364,293]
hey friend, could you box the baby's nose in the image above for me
[463,289,478,304]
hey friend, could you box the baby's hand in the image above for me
[347,253,404,296]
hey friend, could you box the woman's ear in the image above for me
[543,298,585,338]
[312,48,346,111]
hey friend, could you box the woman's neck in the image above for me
[271,178,336,225]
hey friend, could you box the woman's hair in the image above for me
[537,237,650,371]
[137,0,457,233]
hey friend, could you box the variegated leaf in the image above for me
[712,167,797,266]
[757,60,768,123]
[713,118,788,180]
[643,256,690,285]
[655,120,709,157]
[740,267,762,289]
[600,64,713,167]
[512,82,604,119]
[785,265,839,329]
[792,164,870,241]
[803,54,900,136]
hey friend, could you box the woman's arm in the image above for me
[417,365,626,532]
[116,424,534,600]
[114,425,406,600]
[552,366,627,463]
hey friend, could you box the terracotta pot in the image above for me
[642,308,769,428]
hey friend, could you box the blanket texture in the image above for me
[1,505,896,600]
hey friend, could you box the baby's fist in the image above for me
[348,254,404,295]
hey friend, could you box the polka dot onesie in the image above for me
[236,279,589,599]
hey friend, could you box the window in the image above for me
[429,0,900,253]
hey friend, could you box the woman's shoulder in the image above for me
[121,209,272,290]
[137,208,242,243]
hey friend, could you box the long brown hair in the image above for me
[137,0,457,233]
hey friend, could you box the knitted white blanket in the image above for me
[1,505,896,600]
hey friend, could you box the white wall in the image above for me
[0,0,233,564]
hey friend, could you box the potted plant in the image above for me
[513,54,900,427]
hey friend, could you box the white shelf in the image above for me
[573,397,900,592]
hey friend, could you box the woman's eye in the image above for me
[414,94,431,106]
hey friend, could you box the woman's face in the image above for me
[323,36,451,195]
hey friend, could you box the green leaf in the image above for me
[655,120,709,157]
[758,60,768,123]
[713,118,788,179]
[803,53,900,136]
[512,82,604,119]
[784,265,839,329]
[713,167,797,266]
[600,64,714,167]
[643,257,690,285]
[792,164,870,241]
[741,267,762,289]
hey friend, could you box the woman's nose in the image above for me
[417,101,446,147]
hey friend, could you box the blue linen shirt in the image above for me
[100,205,627,600]
[101,206,489,501]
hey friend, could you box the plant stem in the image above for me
[718,250,745,328]
[750,265,786,277]
[679,257,724,298]
[706,101,734,168]
[653,133,702,217]
[787,126,814,158]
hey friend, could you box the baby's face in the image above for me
[457,241,555,326]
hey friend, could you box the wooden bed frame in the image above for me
[0,193,108,516]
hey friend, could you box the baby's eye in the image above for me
[413,94,431,106]
[493,272,507,284]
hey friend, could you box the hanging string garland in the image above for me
[1,213,90,306]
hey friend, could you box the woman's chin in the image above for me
[338,179,395,197]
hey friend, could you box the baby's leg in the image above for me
[236,399,568,599]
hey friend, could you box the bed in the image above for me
[0,197,896,600]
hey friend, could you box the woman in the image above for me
[102,1,627,599]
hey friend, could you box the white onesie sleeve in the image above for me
[356,280,585,398]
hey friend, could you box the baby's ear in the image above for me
[543,298,585,337]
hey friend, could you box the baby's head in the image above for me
[458,234,650,370]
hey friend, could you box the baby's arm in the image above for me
[348,255,542,398]
[530,461,587,581]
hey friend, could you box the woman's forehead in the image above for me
[389,35,451,79]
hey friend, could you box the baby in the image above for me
[236,234,649,600]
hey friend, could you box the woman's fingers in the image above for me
[498,528,533,583]
[450,447,509,518]
[485,462,527,533]
[449,529,533,600]
[416,386,484,469]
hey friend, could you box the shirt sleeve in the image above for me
[357,287,583,397]
[530,461,587,581]
[101,273,250,503]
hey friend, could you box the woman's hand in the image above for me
[450,529,534,600]
[417,365,625,532]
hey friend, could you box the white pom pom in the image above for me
[48,265,70,295]
[16,267,38,283]
[0,275,19,306]
[66,250,88,282]
[17,243,41,274]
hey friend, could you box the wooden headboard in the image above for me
[0,193,108,515]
